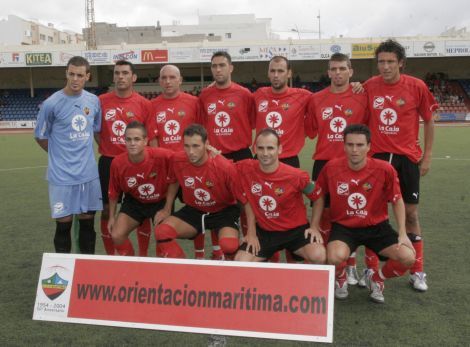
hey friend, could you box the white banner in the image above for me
[445,41,470,56]
[289,45,321,60]
[412,41,445,57]
[319,43,351,59]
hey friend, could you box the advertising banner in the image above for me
[25,52,53,66]
[289,45,321,60]
[82,51,112,65]
[445,41,470,56]
[320,44,352,59]
[141,49,169,63]
[412,41,445,57]
[351,43,380,59]
[34,254,334,343]
[169,47,199,63]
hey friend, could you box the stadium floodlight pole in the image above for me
[317,10,321,40]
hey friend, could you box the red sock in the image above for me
[365,247,379,271]
[410,239,423,273]
[285,250,296,263]
[268,251,281,263]
[157,240,186,258]
[100,219,115,255]
[240,210,248,236]
[136,219,151,257]
[336,262,347,284]
[381,259,410,279]
[114,239,135,256]
[193,233,205,259]
[211,230,224,260]
[347,252,357,266]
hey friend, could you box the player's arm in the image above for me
[305,195,325,244]
[391,197,414,251]
[35,138,48,152]
[108,198,118,233]
[420,117,435,176]
[94,132,101,145]
[243,202,260,255]
[350,82,364,94]
[154,182,179,225]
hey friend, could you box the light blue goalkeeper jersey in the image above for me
[34,89,101,185]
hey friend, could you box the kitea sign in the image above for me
[33,253,334,343]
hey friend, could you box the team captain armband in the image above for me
[302,181,315,195]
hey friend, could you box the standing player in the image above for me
[235,129,326,264]
[306,53,376,285]
[108,121,175,256]
[198,51,256,258]
[365,39,437,291]
[253,56,312,168]
[97,60,152,256]
[311,124,416,303]
[34,56,102,254]
[154,124,243,261]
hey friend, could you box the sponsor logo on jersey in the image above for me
[215,112,231,127]
[251,182,262,196]
[194,188,211,202]
[184,176,195,188]
[347,192,367,209]
[105,109,116,121]
[321,107,333,120]
[274,187,284,196]
[138,184,155,196]
[329,117,346,133]
[258,100,268,112]
[350,179,360,186]
[363,182,372,192]
[396,98,406,107]
[127,177,137,187]
[344,108,353,117]
[112,120,126,136]
[205,180,214,188]
[53,202,64,214]
[379,108,398,126]
[373,96,385,109]
[265,112,282,129]
[156,112,166,123]
[208,103,216,114]
[281,103,290,111]
[84,107,90,115]
[337,182,349,196]
[259,195,279,218]
[334,104,343,111]
[164,120,180,136]
[71,115,87,132]
[217,99,225,106]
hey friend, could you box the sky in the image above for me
[1,0,468,39]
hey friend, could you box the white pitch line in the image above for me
[433,157,470,161]
[0,165,47,172]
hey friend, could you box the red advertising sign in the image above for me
[34,254,334,343]
[141,49,168,63]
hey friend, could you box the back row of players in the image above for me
[34,39,437,304]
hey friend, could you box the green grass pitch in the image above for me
[0,127,469,346]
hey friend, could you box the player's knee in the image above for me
[326,250,347,266]
[219,237,239,255]
[234,250,255,262]
[155,223,178,242]
[54,221,73,253]
[400,249,416,268]
[306,244,327,264]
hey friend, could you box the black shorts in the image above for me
[239,223,311,259]
[311,159,330,207]
[329,221,398,261]
[373,153,420,204]
[223,147,253,162]
[98,155,122,205]
[173,204,240,234]
[279,155,300,168]
[120,195,166,225]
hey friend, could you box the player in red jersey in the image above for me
[311,124,415,303]
[108,121,176,256]
[254,56,312,168]
[154,124,244,260]
[198,51,256,258]
[234,129,326,263]
[147,65,200,150]
[97,60,153,256]
[306,53,377,286]
[364,39,437,292]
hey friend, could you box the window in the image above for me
[39,34,46,40]
[225,33,232,39]
[47,36,53,42]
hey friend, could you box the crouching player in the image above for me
[154,124,244,260]
[234,129,326,264]
[311,124,415,303]
[108,121,176,255]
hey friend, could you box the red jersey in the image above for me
[147,92,200,151]
[199,83,255,154]
[236,159,314,232]
[168,152,245,212]
[98,92,151,157]
[254,87,311,158]
[307,86,369,160]
[365,74,438,163]
[108,147,172,204]
[313,158,402,228]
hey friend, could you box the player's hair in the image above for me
[256,128,281,146]
[269,55,291,70]
[115,59,135,74]
[184,124,208,142]
[343,124,371,143]
[375,39,406,67]
[66,56,90,73]
[125,120,147,137]
[329,52,351,69]
[211,51,232,64]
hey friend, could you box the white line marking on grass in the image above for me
[0,165,47,172]
[433,157,470,161]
